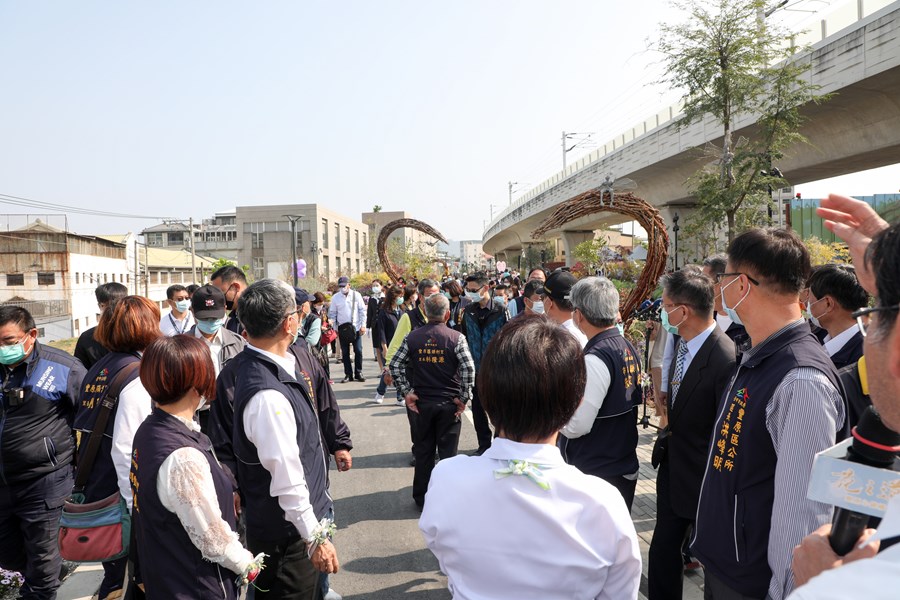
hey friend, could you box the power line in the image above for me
[0,192,172,220]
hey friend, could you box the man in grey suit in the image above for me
[648,266,737,600]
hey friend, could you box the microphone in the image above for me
[829,406,900,555]
[631,299,652,318]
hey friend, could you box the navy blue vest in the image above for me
[73,351,141,502]
[691,324,845,598]
[231,349,332,541]
[560,328,641,478]
[829,330,863,370]
[406,323,461,403]
[131,409,238,599]
[407,307,428,331]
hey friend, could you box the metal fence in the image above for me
[0,298,71,318]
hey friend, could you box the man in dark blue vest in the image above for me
[0,305,85,600]
[560,276,642,510]
[691,228,846,600]
[648,267,737,600]
[231,279,337,599]
[805,264,868,370]
[389,294,475,508]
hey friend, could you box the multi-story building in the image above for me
[361,211,438,255]
[236,204,368,282]
[0,219,130,342]
[459,240,487,271]
[140,211,238,261]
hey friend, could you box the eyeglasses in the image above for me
[852,304,900,337]
[714,272,760,286]
[284,309,301,319]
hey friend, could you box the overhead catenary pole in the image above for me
[133,240,139,295]
[284,215,303,288]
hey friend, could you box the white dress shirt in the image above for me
[420,438,641,600]
[194,327,224,378]
[561,318,588,348]
[822,323,859,357]
[160,310,195,337]
[242,344,324,540]
[660,332,675,393]
[561,354,611,438]
[328,290,366,330]
[157,414,254,575]
[112,377,153,510]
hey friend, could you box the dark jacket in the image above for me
[559,328,641,479]
[211,340,351,485]
[692,324,844,598]
[73,351,142,501]
[448,297,471,333]
[73,326,107,371]
[231,348,332,541]
[376,308,402,348]
[840,359,870,430]
[132,409,239,600]
[663,326,736,518]
[0,342,85,485]
[829,330,864,370]
[461,301,508,369]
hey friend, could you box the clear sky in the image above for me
[0,0,896,242]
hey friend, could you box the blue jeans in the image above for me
[376,371,388,395]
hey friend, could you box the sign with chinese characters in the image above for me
[807,438,900,518]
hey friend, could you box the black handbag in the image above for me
[337,294,359,344]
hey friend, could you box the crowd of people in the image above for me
[0,193,898,599]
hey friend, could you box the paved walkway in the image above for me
[57,356,705,599]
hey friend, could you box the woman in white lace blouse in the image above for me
[419,315,642,600]
[130,335,263,599]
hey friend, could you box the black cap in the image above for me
[543,270,577,302]
[191,285,226,319]
[338,276,350,286]
[295,287,316,305]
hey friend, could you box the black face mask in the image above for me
[224,285,237,312]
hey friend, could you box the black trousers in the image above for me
[339,333,363,379]
[601,474,637,512]
[247,533,320,600]
[0,467,71,600]
[703,569,764,600]
[470,375,493,452]
[412,402,462,505]
[648,461,694,600]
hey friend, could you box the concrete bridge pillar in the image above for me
[560,230,596,267]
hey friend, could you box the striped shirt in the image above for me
[744,321,845,600]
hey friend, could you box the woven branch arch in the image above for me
[376,218,448,285]
[531,189,669,322]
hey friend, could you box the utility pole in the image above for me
[188,217,197,284]
[284,215,303,287]
[143,243,149,297]
[133,240,139,295]
[561,131,595,170]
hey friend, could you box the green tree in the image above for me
[372,204,382,213]
[658,0,830,243]
[571,238,609,276]
[208,257,251,279]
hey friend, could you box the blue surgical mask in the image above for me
[196,318,225,335]
[175,299,191,313]
[0,335,28,365]
[493,296,507,308]
[371,285,381,295]
[395,296,404,306]
[465,291,482,302]
[441,292,451,299]
[616,323,625,336]
[530,300,545,314]
[721,276,748,326]
[661,305,686,335]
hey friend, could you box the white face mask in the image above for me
[196,395,207,412]
[720,275,749,326]
[340,286,349,295]
[806,298,829,329]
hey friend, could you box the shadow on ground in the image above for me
[342,578,451,600]
[334,486,419,526]
[346,452,414,470]
[344,548,441,576]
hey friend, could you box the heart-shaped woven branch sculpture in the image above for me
[377,218,448,285]
[531,189,669,322]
